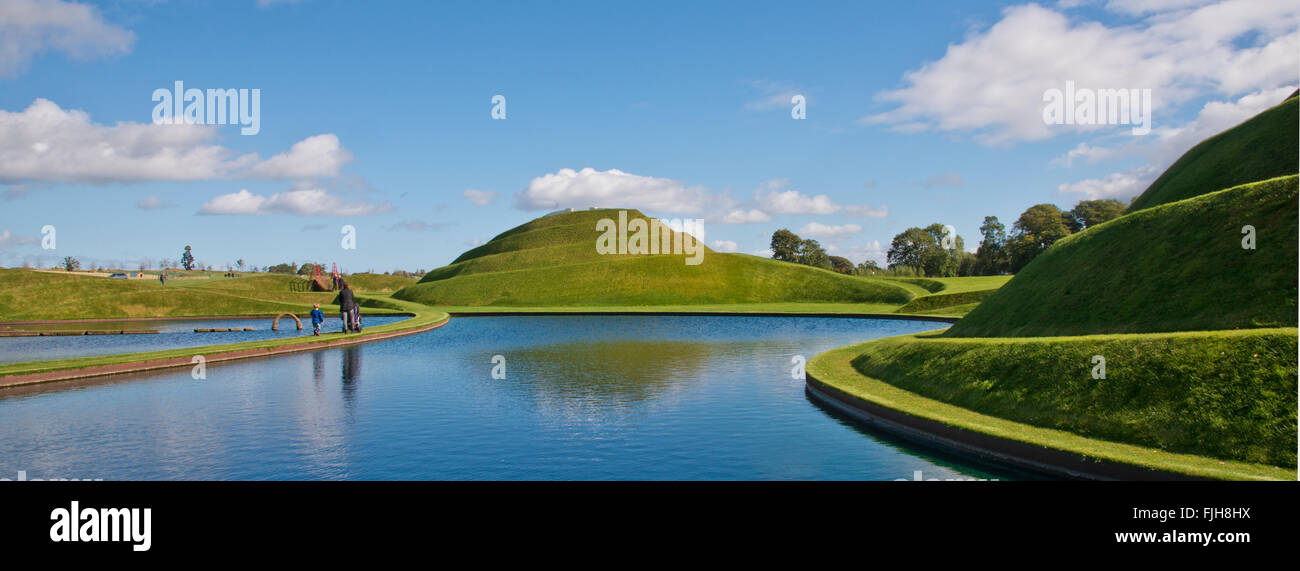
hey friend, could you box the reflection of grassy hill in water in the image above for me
[502,340,716,405]
[394,208,915,307]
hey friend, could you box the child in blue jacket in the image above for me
[310,303,325,336]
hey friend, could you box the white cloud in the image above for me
[199,187,390,216]
[245,134,352,179]
[710,239,739,252]
[798,222,863,239]
[0,99,353,184]
[716,208,771,224]
[0,0,134,78]
[463,188,497,206]
[514,167,711,213]
[1051,142,1121,167]
[864,2,1299,144]
[1057,164,1160,199]
[754,179,839,215]
[137,195,175,210]
[1058,85,1296,199]
[0,229,38,249]
[753,248,774,258]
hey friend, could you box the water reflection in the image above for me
[0,315,1011,480]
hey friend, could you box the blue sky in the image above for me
[1,0,1296,272]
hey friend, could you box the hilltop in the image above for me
[395,208,917,307]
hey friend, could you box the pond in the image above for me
[0,315,1019,480]
[0,315,410,364]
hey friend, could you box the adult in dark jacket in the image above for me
[338,282,356,333]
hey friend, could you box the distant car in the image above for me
[107,273,128,279]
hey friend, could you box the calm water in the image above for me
[0,315,408,364]
[0,315,1016,480]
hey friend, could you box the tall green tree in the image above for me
[1008,203,1071,271]
[886,227,934,272]
[1067,199,1126,231]
[828,255,854,274]
[796,238,831,269]
[974,215,1008,275]
[769,229,801,262]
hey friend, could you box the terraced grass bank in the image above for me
[807,331,1296,480]
[949,175,1298,337]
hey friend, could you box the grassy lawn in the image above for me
[0,295,445,379]
[949,175,1298,337]
[806,335,1294,483]
[0,269,406,321]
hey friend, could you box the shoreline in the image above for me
[0,315,447,389]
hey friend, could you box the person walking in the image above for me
[310,303,325,336]
[338,281,356,333]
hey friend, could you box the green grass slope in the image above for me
[948,175,1298,337]
[848,329,1297,468]
[0,269,340,321]
[340,273,418,292]
[396,209,915,307]
[1127,94,1298,212]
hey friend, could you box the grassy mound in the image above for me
[1128,94,1297,212]
[850,329,1297,467]
[948,175,1298,337]
[0,269,339,320]
[396,208,915,307]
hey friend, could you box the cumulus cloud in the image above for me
[1057,164,1160,199]
[136,195,175,210]
[754,179,840,215]
[0,0,134,78]
[798,222,863,239]
[514,167,712,213]
[716,208,771,224]
[864,2,1299,144]
[710,239,739,252]
[245,134,352,179]
[198,187,390,216]
[1058,85,1296,199]
[0,99,352,184]
[463,189,497,206]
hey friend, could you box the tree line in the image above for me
[767,198,1125,277]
